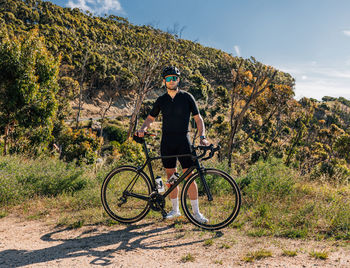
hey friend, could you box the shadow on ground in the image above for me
[0,222,208,267]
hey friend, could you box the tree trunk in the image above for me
[285,127,303,166]
[127,91,146,139]
[227,121,237,168]
[3,124,9,156]
[76,52,88,128]
[76,85,83,128]
[100,97,114,139]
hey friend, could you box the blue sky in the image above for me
[50,0,350,100]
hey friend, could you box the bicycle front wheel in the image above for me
[181,168,241,230]
[101,166,152,223]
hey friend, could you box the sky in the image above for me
[50,0,350,100]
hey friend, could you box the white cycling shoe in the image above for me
[165,210,181,219]
[193,212,209,224]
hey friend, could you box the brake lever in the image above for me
[201,144,220,161]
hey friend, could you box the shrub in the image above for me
[0,155,87,205]
[118,138,145,165]
[58,127,102,165]
[103,124,127,143]
[239,157,296,202]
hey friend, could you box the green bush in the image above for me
[310,159,350,183]
[57,127,101,165]
[239,157,296,202]
[118,139,145,165]
[103,124,127,143]
[0,155,87,205]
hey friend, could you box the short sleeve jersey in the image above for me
[149,90,199,134]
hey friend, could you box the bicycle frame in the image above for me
[127,139,213,202]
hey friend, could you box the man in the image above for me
[135,66,210,223]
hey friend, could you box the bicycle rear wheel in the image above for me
[181,168,241,230]
[101,166,152,223]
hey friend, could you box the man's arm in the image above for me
[135,115,155,137]
[193,114,210,145]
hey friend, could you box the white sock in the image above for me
[171,198,179,213]
[190,199,200,215]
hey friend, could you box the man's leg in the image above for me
[182,168,197,200]
[183,168,208,223]
[167,168,196,199]
[166,168,178,199]
[165,168,181,218]
[165,168,195,219]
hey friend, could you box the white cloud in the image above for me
[275,62,350,100]
[343,30,350,36]
[96,0,122,15]
[295,79,350,100]
[66,0,123,15]
[234,45,241,57]
[308,66,350,79]
[67,0,92,12]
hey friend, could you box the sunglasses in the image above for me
[165,76,178,82]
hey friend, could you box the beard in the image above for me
[166,83,178,90]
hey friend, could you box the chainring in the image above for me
[149,192,165,211]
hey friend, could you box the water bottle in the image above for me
[155,176,165,193]
[166,172,179,188]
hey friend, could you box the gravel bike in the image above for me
[101,133,241,230]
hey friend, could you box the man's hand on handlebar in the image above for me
[194,143,220,161]
[200,138,210,146]
[135,129,145,138]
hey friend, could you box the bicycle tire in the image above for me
[181,168,241,230]
[101,165,152,223]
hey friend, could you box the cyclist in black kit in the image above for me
[135,66,210,223]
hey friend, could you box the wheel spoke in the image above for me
[181,169,241,230]
[101,167,151,223]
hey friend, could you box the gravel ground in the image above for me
[0,215,349,267]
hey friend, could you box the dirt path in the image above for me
[0,215,349,267]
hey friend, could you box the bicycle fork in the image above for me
[198,168,213,201]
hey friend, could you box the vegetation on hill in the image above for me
[0,0,349,238]
[0,0,349,176]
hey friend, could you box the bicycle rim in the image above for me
[181,168,241,230]
[101,166,151,223]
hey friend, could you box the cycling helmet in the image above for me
[161,66,180,78]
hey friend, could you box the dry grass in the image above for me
[242,249,273,262]
[181,253,195,263]
[310,250,329,260]
[282,249,297,257]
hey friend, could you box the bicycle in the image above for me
[101,133,241,230]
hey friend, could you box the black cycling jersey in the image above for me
[149,90,199,134]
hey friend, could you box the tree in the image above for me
[334,134,350,163]
[125,31,174,138]
[285,98,315,167]
[93,74,121,139]
[226,57,279,168]
[75,48,89,128]
[0,29,59,155]
[188,70,210,102]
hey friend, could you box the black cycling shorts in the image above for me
[160,133,195,169]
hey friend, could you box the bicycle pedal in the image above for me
[161,211,167,219]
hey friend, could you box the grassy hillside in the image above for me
[0,1,349,240]
[0,0,349,173]
[0,155,348,240]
